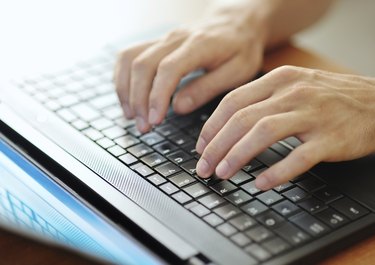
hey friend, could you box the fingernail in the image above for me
[216,160,230,178]
[148,107,159,125]
[177,96,194,112]
[195,136,206,154]
[255,175,270,190]
[196,158,210,177]
[136,116,147,132]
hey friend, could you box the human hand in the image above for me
[196,66,375,190]
[114,8,267,132]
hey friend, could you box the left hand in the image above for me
[195,65,375,190]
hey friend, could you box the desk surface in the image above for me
[1,43,375,265]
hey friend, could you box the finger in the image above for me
[172,55,258,114]
[148,36,236,126]
[214,112,309,179]
[114,41,155,119]
[196,65,304,154]
[196,77,274,154]
[129,38,187,132]
[196,100,286,178]
[255,140,323,190]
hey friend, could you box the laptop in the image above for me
[1,27,375,265]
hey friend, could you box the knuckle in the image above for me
[190,31,211,44]
[221,90,241,111]
[157,58,175,73]
[255,117,277,137]
[271,65,301,81]
[165,28,189,40]
[131,57,149,74]
[232,109,251,130]
[295,150,314,168]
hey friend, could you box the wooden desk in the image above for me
[1,43,374,265]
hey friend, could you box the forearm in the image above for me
[208,0,335,49]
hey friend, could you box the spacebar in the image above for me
[256,149,284,167]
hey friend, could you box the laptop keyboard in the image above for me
[15,49,371,263]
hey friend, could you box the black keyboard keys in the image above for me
[290,212,330,236]
[330,197,369,220]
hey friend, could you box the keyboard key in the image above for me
[170,172,196,188]
[270,142,291,157]
[314,187,343,203]
[167,150,192,164]
[114,117,135,129]
[159,182,179,195]
[70,103,100,121]
[126,126,142,137]
[96,137,115,149]
[230,233,251,247]
[262,237,290,255]
[153,141,178,155]
[89,93,118,109]
[245,225,274,243]
[57,108,77,122]
[183,183,211,198]
[211,181,238,196]
[172,191,193,205]
[82,127,103,141]
[272,200,300,217]
[244,244,271,262]
[197,193,225,209]
[296,175,325,192]
[155,123,178,137]
[90,117,113,130]
[71,119,89,130]
[330,197,369,220]
[256,149,283,167]
[102,126,127,139]
[141,152,167,167]
[225,190,252,206]
[168,133,192,146]
[213,204,241,220]
[181,142,197,155]
[229,214,256,231]
[290,212,330,236]
[216,223,237,237]
[256,190,283,205]
[203,213,224,227]
[315,208,349,228]
[190,204,211,217]
[298,197,327,214]
[274,222,310,246]
[241,200,268,216]
[181,159,198,175]
[229,170,252,185]
[58,94,79,107]
[114,135,140,149]
[147,174,167,186]
[273,182,294,193]
[134,164,154,177]
[241,181,261,196]
[107,145,126,157]
[127,144,153,158]
[256,210,284,228]
[283,187,309,202]
[118,153,138,165]
[242,160,263,173]
[140,132,164,146]
[155,162,181,177]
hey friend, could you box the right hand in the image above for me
[114,9,267,132]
